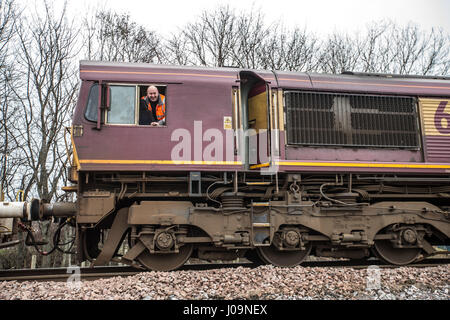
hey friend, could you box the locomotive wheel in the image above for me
[373,240,421,266]
[256,243,312,267]
[137,244,193,271]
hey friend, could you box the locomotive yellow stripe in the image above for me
[79,159,242,165]
[80,160,450,169]
[70,127,80,170]
[250,163,271,168]
[250,162,450,169]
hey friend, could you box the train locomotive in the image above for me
[1,61,449,271]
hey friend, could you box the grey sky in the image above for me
[59,0,450,37]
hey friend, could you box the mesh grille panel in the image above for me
[285,91,419,148]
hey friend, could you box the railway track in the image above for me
[0,258,448,282]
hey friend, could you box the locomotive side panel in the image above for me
[282,90,423,165]
[73,78,242,172]
[419,98,450,163]
[275,71,450,173]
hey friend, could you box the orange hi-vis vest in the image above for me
[142,94,165,121]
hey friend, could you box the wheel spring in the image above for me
[221,194,244,208]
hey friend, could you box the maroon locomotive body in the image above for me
[5,61,449,270]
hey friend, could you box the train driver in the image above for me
[139,85,166,126]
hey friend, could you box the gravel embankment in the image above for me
[0,265,448,300]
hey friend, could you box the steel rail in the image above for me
[0,258,448,282]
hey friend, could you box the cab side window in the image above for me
[84,83,166,126]
[84,84,99,122]
[138,85,167,126]
[107,85,136,124]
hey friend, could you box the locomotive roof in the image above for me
[79,60,450,97]
[80,60,243,73]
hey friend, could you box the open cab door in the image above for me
[238,71,278,173]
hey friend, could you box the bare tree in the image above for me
[182,20,208,66]
[390,23,449,75]
[81,4,449,76]
[321,21,450,75]
[422,28,450,75]
[10,1,78,202]
[259,24,319,72]
[82,9,162,63]
[0,0,18,202]
[357,20,392,73]
[231,8,269,69]
[163,33,191,66]
[182,5,238,67]
[7,1,80,268]
[317,32,362,74]
[0,0,16,66]
[173,6,321,71]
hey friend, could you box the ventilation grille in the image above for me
[285,91,419,148]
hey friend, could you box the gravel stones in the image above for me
[0,265,448,300]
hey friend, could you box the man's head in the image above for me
[147,86,159,102]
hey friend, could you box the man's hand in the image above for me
[150,122,160,127]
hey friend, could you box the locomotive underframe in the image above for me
[74,170,450,270]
